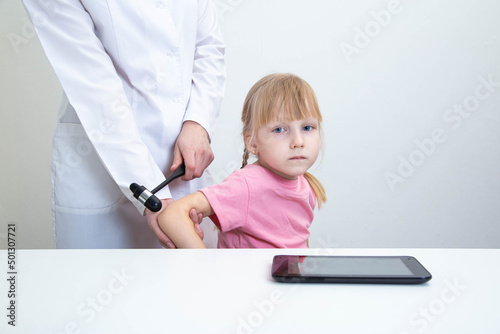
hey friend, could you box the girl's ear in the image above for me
[244,133,258,155]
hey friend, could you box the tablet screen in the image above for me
[293,256,413,276]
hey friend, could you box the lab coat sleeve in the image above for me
[183,0,226,139]
[22,0,172,213]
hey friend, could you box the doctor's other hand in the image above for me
[171,120,214,181]
[146,198,204,248]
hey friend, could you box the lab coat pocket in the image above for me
[51,123,123,212]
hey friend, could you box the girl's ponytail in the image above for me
[304,172,326,209]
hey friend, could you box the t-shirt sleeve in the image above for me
[199,171,249,232]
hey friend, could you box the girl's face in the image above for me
[247,111,321,180]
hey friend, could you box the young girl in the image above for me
[158,73,326,248]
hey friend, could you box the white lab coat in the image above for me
[23,0,225,248]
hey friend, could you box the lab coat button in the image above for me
[156,2,166,10]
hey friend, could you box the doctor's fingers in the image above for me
[182,147,214,181]
[189,208,203,225]
[171,143,213,179]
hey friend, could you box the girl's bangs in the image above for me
[253,76,322,127]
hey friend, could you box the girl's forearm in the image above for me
[159,207,206,248]
[158,192,213,249]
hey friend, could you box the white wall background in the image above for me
[1,0,499,249]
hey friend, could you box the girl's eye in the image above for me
[272,127,285,133]
[303,125,314,131]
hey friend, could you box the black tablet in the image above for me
[272,255,432,284]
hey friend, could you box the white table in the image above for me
[1,248,499,334]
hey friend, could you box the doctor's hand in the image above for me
[146,198,204,248]
[171,121,214,181]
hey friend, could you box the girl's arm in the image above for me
[158,192,214,248]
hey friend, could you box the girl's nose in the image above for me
[290,132,305,149]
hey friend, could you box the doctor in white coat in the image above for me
[23,0,225,248]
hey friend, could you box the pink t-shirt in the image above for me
[200,164,316,248]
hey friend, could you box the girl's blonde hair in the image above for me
[240,73,327,208]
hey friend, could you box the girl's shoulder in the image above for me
[215,164,263,186]
[222,164,275,188]
[239,164,308,192]
[237,163,277,181]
